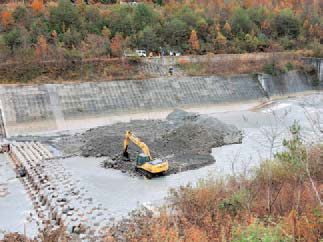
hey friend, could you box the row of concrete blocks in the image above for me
[10,143,86,236]
[40,160,109,238]
[9,142,61,233]
[10,142,109,240]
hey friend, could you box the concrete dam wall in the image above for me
[258,70,319,97]
[0,71,320,136]
[302,57,323,83]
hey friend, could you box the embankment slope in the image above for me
[0,71,320,136]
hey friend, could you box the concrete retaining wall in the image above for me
[258,70,318,97]
[0,71,320,136]
[302,57,323,83]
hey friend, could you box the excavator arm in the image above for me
[123,130,152,160]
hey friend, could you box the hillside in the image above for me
[0,0,322,83]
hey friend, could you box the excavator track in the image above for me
[135,167,168,179]
[135,167,153,179]
[123,130,169,178]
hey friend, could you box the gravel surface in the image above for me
[62,110,243,176]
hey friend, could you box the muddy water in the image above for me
[0,154,38,239]
[61,94,322,220]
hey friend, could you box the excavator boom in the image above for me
[123,130,152,160]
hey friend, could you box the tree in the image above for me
[177,6,198,29]
[244,33,261,52]
[35,35,48,58]
[223,22,231,34]
[189,29,200,53]
[138,26,159,52]
[214,31,227,50]
[162,18,190,51]
[1,10,13,27]
[84,6,104,34]
[261,19,271,36]
[4,27,22,53]
[106,5,133,37]
[13,6,32,29]
[30,17,50,44]
[101,26,111,39]
[223,21,232,39]
[31,0,44,13]
[231,8,254,35]
[132,3,156,32]
[110,33,124,57]
[49,0,81,34]
[62,29,82,48]
[272,9,300,38]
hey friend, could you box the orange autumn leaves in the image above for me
[1,10,13,27]
[1,0,43,27]
[189,29,200,53]
[31,0,44,13]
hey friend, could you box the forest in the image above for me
[0,0,322,62]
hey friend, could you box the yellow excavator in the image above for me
[123,130,169,178]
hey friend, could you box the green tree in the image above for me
[132,4,156,32]
[62,29,82,48]
[137,26,159,52]
[162,18,190,51]
[177,6,198,29]
[231,8,254,35]
[272,9,300,38]
[4,27,22,52]
[105,5,133,37]
[29,16,50,44]
[12,6,32,30]
[49,0,81,34]
[84,6,103,35]
[244,33,261,52]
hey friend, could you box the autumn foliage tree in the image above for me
[110,33,124,57]
[0,0,322,64]
[223,22,232,38]
[189,29,199,53]
[214,32,227,51]
[35,35,48,59]
[1,10,14,27]
[31,0,44,13]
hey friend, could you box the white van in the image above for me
[136,50,147,57]
[169,51,181,56]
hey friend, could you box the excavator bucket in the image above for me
[123,150,129,159]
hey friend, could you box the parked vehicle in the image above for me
[136,50,147,57]
[123,49,138,57]
[169,51,181,56]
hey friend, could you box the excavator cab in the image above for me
[136,153,150,166]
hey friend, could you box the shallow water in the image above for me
[61,94,322,220]
[0,94,321,234]
[0,154,37,239]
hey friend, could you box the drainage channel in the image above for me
[9,142,110,240]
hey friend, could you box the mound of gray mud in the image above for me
[78,109,243,176]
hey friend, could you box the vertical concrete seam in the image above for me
[0,91,7,138]
[255,73,270,99]
[47,84,64,130]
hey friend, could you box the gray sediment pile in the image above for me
[78,109,243,176]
